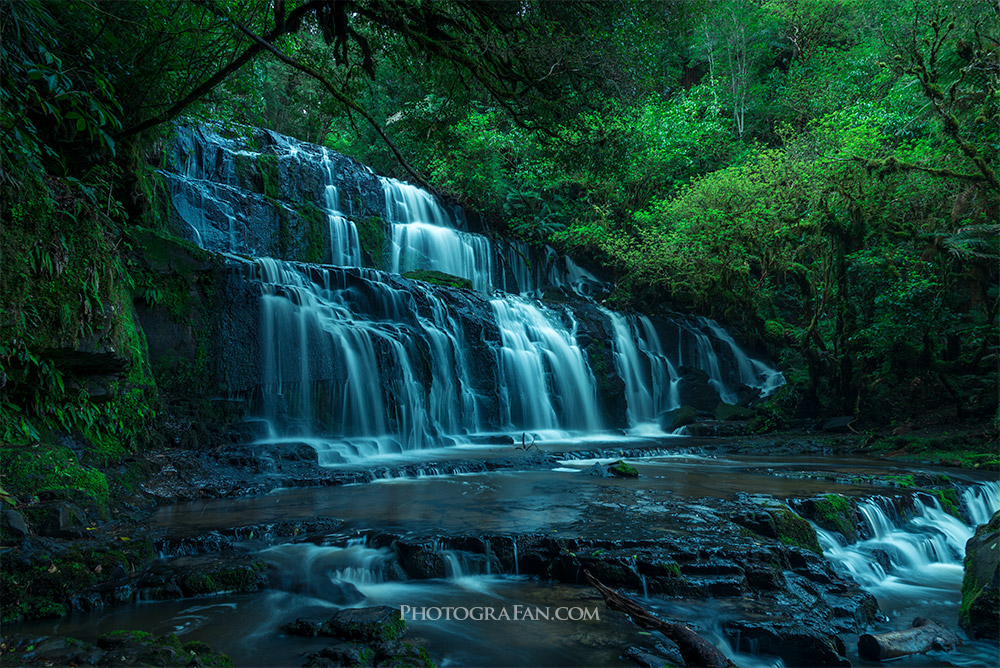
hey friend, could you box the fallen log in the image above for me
[583,569,732,668]
[857,617,962,661]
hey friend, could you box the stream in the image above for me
[17,446,1000,667]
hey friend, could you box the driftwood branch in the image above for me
[858,617,962,661]
[583,569,732,668]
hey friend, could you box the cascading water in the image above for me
[817,482,1000,649]
[492,297,601,433]
[163,124,783,458]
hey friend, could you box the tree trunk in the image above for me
[857,617,962,661]
[583,569,733,668]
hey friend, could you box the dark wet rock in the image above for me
[393,540,446,579]
[714,402,754,421]
[622,644,675,668]
[584,462,614,478]
[822,416,856,433]
[324,607,406,644]
[1,509,29,541]
[658,406,697,431]
[674,367,722,412]
[960,510,999,639]
[283,607,408,648]
[724,620,849,667]
[138,553,267,599]
[684,420,747,437]
[1,631,231,667]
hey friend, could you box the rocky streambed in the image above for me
[2,436,999,667]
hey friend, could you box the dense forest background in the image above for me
[1,0,997,504]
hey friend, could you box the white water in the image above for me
[817,483,1000,619]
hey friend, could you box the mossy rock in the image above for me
[402,270,473,290]
[713,402,755,421]
[609,460,639,478]
[813,494,858,541]
[322,606,407,645]
[960,510,1000,639]
[355,215,388,267]
[770,508,821,554]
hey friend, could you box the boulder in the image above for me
[674,367,722,412]
[713,402,754,421]
[658,406,697,432]
[609,460,639,478]
[960,510,1000,639]
[1,509,29,541]
[822,416,855,433]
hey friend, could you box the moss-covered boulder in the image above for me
[812,494,858,542]
[714,402,755,421]
[402,270,473,290]
[609,460,639,478]
[733,506,822,554]
[960,510,1000,639]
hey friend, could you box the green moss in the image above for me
[930,488,960,518]
[402,270,473,290]
[356,215,387,267]
[885,474,915,488]
[771,508,822,554]
[814,494,857,541]
[257,153,280,199]
[609,460,639,478]
[298,203,327,263]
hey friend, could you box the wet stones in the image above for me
[724,620,850,667]
[0,631,232,667]
[281,607,434,668]
[138,553,268,600]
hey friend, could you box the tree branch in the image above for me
[197,0,431,191]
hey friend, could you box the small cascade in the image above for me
[963,480,1000,526]
[492,297,601,432]
[604,309,680,424]
[817,485,1000,597]
[259,543,397,601]
[320,148,362,266]
[696,317,784,398]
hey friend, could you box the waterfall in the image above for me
[603,309,680,424]
[162,124,785,459]
[817,485,1000,599]
[320,148,362,266]
[492,297,601,432]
